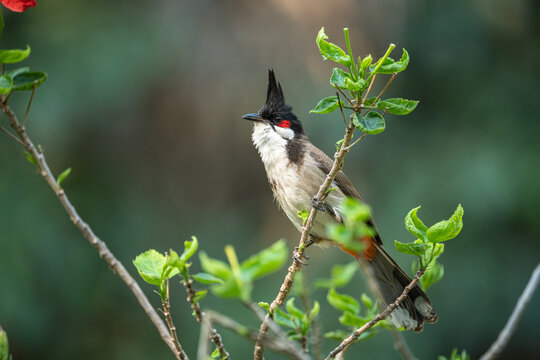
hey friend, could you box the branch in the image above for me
[207,311,309,360]
[479,263,540,360]
[253,115,358,360]
[162,280,190,360]
[0,102,180,356]
[325,269,425,360]
[183,279,230,360]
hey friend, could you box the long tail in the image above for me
[342,237,438,332]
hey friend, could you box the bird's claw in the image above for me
[312,197,326,211]
[293,246,310,266]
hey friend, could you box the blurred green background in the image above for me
[0,0,539,359]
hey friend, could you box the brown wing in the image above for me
[307,144,383,245]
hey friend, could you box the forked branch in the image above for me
[0,100,182,357]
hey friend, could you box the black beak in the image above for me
[242,113,264,122]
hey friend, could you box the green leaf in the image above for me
[6,67,29,78]
[339,311,367,327]
[316,27,351,66]
[370,49,410,74]
[0,75,12,94]
[240,239,287,281]
[353,112,385,135]
[258,302,271,313]
[405,206,428,241]
[327,288,359,314]
[330,262,357,288]
[363,97,377,107]
[439,348,470,360]
[56,167,71,188]
[180,236,199,263]
[199,252,231,281]
[376,98,419,115]
[343,76,366,92]
[310,96,343,114]
[211,348,220,359]
[342,198,371,223]
[22,151,37,166]
[394,240,428,256]
[360,293,373,309]
[274,308,296,329]
[193,290,208,302]
[426,204,464,243]
[421,262,444,290]
[192,272,224,285]
[325,330,351,341]
[297,210,309,225]
[12,71,47,91]
[0,46,31,64]
[286,298,304,319]
[133,249,167,286]
[335,139,344,150]
[330,68,352,89]
[308,301,320,320]
[359,54,372,78]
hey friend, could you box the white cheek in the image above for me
[275,126,294,139]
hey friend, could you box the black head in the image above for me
[243,69,304,136]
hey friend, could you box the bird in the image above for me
[243,69,437,332]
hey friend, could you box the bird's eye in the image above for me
[277,120,291,128]
[275,115,283,121]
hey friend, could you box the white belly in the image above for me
[252,123,345,240]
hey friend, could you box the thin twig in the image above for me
[336,92,348,127]
[334,84,354,106]
[207,311,309,360]
[22,82,38,127]
[183,279,230,359]
[373,73,397,105]
[254,117,358,360]
[0,102,180,356]
[162,280,190,360]
[362,74,377,104]
[344,133,367,151]
[479,263,540,360]
[390,330,417,360]
[0,123,25,147]
[325,269,425,360]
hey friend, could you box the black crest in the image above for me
[259,69,303,134]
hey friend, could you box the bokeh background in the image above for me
[0,0,538,359]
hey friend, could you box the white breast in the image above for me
[252,123,346,240]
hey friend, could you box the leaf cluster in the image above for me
[311,27,417,135]
[395,204,464,290]
[0,46,47,95]
[259,298,320,341]
[133,236,222,301]
[199,240,288,302]
[315,263,391,342]
[326,198,374,253]
[439,348,471,360]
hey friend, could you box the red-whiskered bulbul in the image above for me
[243,70,437,332]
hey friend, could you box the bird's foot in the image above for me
[293,247,310,266]
[312,197,326,211]
[293,239,315,266]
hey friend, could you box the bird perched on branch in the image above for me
[243,69,437,332]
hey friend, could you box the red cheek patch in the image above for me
[278,120,291,128]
